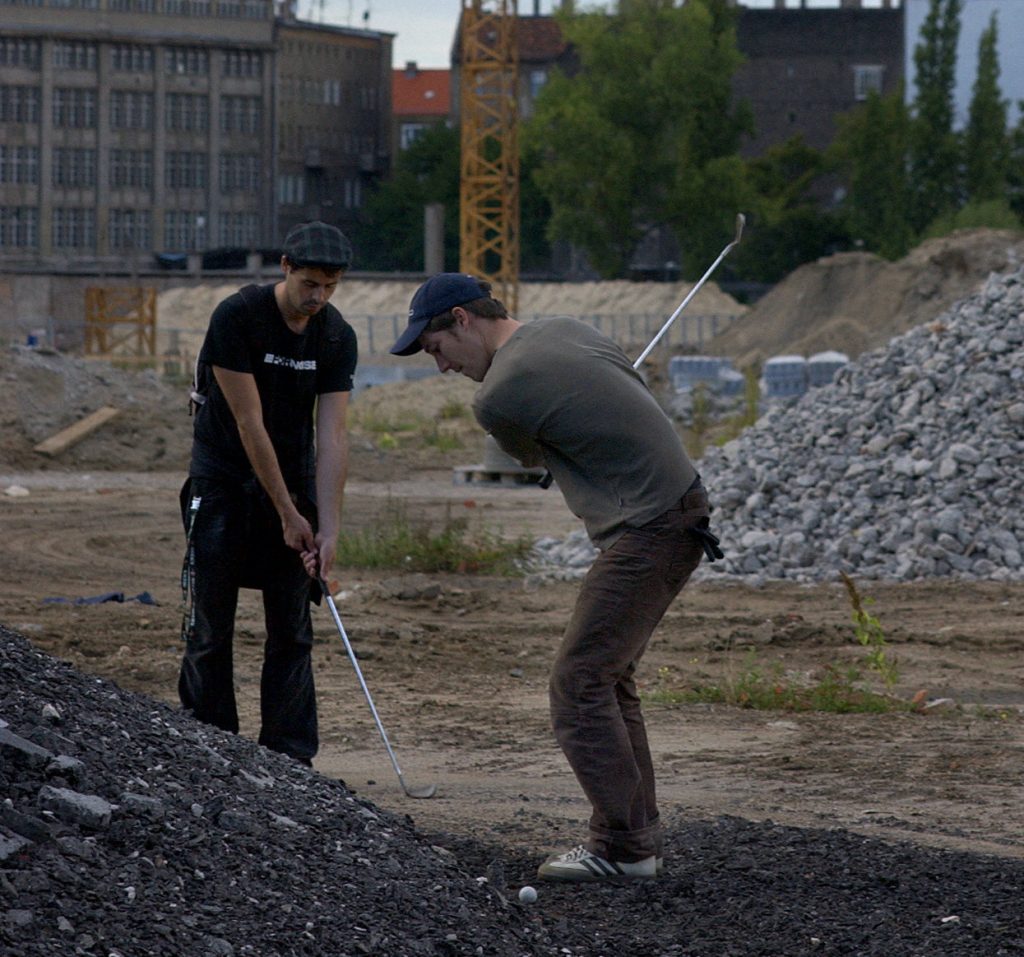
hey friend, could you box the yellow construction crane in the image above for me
[458,0,520,315]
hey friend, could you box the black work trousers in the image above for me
[179,477,318,763]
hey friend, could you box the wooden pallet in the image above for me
[452,463,549,487]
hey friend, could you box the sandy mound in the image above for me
[156,278,745,371]
[709,228,1024,369]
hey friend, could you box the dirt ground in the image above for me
[3,460,1024,870]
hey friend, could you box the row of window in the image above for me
[276,173,362,209]
[0,0,270,18]
[280,77,379,110]
[0,206,260,248]
[0,87,262,132]
[0,145,261,191]
[2,40,265,77]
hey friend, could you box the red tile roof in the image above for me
[392,66,451,116]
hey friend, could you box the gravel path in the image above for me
[5,626,1024,957]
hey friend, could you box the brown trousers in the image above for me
[549,487,709,862]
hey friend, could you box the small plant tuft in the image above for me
[336,501,531,575]
[840,571,899,690]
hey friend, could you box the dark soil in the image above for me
[5,626,1024,957]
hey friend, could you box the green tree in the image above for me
[964,12,1009,203]
[352,123,461,272]
[830,89,914,260]
[525,0,749,278]
[735,137,848,283]
[909,0,962,232]
[1009,103,1024,222]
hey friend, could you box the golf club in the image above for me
[539,212,746,488]
[319,577,438,799]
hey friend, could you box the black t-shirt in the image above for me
[189,283,357,486]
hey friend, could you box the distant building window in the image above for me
[218,0,241,15]
[277,173,305,205]
[110,149,153,189]
[223,50,262,78]
[399,123,429,150]
[166,48,209,76]
[0,207,38,248]
[52,42,97,71]
[164,210,204,249]
[529,69,547,99]
[854,65,884,101]
[166,151,208,189]
[52,148,95,187]
[323,79,342,106]
[219,211,257,246]
[52,207,96,249]
[110,91,153,130]
[109,209,151,249]
[219,153,260,192]
[220,95,261,134]
[53,88,96,128]
[166,93,208,132]
[111,45,154,72]
[0,86,41,123]
[0,145,39,185]
[0,39,41,70]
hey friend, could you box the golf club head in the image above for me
[734,212,746,245]
[403,781,438,799]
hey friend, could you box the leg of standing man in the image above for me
[541,490,709,880]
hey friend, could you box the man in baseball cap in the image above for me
[389,270,720,884]
[390,273,490,356]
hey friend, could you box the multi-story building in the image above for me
[0,0,391,269]
[733,1,904,160]
[275,10,392,245]
[0,0,277,268]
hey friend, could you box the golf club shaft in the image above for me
[537,213,746,489]
[320,580,407,784]
[633,213,746,368]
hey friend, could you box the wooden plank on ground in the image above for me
[33,406,120,456]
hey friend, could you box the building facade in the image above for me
[0,0,277,267]
[275,14,392,247]
[0,0,391,268]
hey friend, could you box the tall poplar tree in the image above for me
[831,89,913,260]
[963,13,1009,203]
[909,0,961,232]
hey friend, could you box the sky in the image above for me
[307,0,1024,125]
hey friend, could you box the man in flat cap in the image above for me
[179,221,357,765]
[391,274,721,881]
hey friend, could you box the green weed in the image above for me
[336,501,531,575]
[840,571,899,690]
[644,656,906,714]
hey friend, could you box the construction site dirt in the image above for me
[3,465,1023,870]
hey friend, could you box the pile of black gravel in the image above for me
[4,624,1024,957]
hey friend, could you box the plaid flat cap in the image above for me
[283,221,353,269]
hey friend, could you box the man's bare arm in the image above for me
[308,390,350,580]
[213,365,315,553]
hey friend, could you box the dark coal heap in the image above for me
[4,624,1024,957]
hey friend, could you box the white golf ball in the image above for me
[518,885,538,904]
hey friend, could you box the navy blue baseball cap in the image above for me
[390,273,488,356]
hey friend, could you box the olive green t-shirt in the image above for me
[473,317,697,550]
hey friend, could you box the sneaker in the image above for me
[537,845,657,882]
